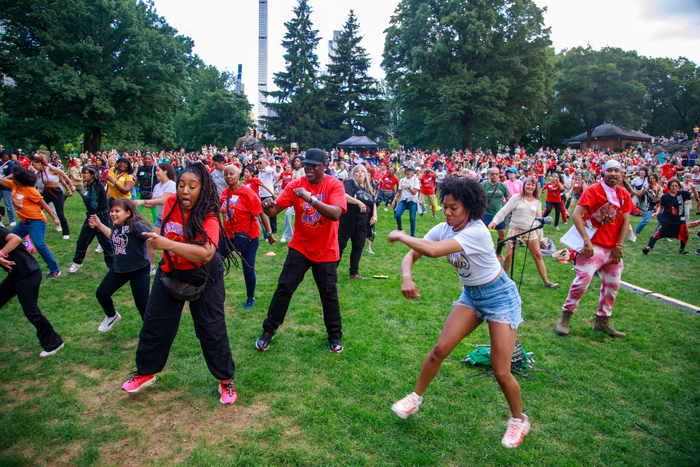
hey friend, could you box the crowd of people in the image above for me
[0,136,699,448]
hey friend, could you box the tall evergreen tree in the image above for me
[0,0,194,153]
[324,10,387,145]
[262,0,326,148]
[382,0,552,150]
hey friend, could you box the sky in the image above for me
[152,0,700,118]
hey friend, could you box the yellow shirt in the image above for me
[107,168,134,199]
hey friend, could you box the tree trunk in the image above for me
[84,129,102,154]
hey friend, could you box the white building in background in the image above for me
[327,30,341,72]
[258,0,268,124]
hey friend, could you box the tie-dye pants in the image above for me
[562,244,623,317]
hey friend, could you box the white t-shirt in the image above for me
[399,176,420,202]
[258,165,276,198]
[424,220,502,286]
[153,180,176,219]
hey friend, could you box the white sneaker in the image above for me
[62,235,70,240]
[391,392,423,419]
[55,226,62,232]
[95,245,103,253]
[501,414,530,448]
[68,262,82,273]
[365,248,375,255]
[280,237,288,243]
[98,312,121,333]
[150,265,156,276]
[9,221,16,227]
[39,342,64,358]
[384,207,388,211]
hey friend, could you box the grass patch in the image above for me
[0,197,698,465]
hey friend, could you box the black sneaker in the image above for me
[244,297,255,309]
[695,248,700,255]
[255,330,275,351]
[679,249,690,255]
[329,337,343,353]
[642,247,650,255]
[46,271,61,279]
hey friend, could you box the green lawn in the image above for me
[0,196,699,466]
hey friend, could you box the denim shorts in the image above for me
[455,270,523,329]
[154,216,162,229]
[482,213,506,230]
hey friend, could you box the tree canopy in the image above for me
[0,0,194,153]
[382,0,553,150]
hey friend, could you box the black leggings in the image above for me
[0,269,63,351]
[96,265,150,319]
[42,186,69,235]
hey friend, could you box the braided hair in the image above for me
[160,162,237,274]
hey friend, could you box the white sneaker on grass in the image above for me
[391,392,423,419]
[98,312,121,333]
[501,414,530,448]
[39,342,64,358]
[95,245,103,253]
[68,262,82,273]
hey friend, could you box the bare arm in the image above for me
[39,199,59,225]
[88,214,112,237]
[387,229,462,258]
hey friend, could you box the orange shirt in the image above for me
[6,180,46,222]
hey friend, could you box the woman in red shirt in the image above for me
[121,162,239,405]
[220,165,274,309]
[541,172,565,230]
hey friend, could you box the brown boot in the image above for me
[555,310,574,336]
[593,315,626,337]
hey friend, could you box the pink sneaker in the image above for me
[391,392,423,419]
[501,414,531,448]
[121,373,156,393]
[218,380,238,405]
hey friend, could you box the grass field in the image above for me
[0,194,699,466]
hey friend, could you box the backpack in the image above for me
[462,340,533,370]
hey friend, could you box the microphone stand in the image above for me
[497,221,546,281]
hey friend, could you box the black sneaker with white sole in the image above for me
[255,330,275,351]
[329,337,343,353]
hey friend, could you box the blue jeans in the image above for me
[12,219,59,273]
[635,209,655,235]
[2,190,15,223]
[283,207,294,239]
[219,235,259,300]
[395,199,417,236]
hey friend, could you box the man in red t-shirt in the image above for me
[256,148,348,353]
[418,167,437,218]
[556,160,632,338]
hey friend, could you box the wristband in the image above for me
[616,244,624,248]
[0,251,7,258]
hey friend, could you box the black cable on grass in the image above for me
[588,388,697,459]
[452,368,698,459]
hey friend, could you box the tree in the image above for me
[0,0,193,153]
[172,61,253,150]
[382,0,553,150]
[554,46,647,146]
[324,10,387,145]
[262,0,327,148]
[643,57,700,137]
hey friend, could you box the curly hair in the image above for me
[160,162,237,274]
[437,176,487,221]
[81,165,101,187]
[11,166,38,187]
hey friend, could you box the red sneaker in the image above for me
[121,373,156,393]
[218,380,238,405]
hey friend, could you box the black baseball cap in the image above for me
[300,148,327,165]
